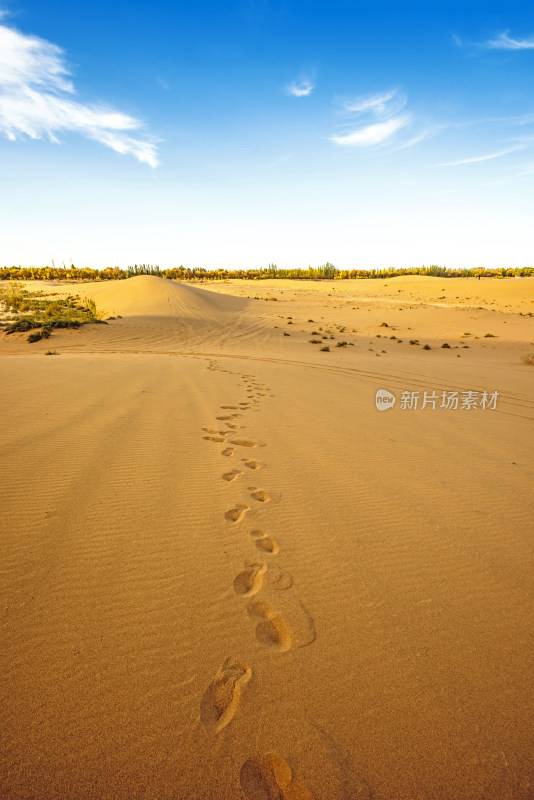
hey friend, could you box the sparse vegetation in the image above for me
[320,345,330,351]
[336,341,348,347]
[0,284,103,344]
[484,333,496,337]
[423,344,431,350]
[409,339,419,345]
[442,343,451,348]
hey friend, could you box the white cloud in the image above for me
[485,31,534,50]
[331,89,413,147]
[331,116,410,146]
[342,91,403,117]
[286,79,314,97]
[0,21,158,166]
[438,145,524,166]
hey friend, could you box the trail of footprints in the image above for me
[199,359,316,798]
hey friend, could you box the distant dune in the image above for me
[1,275,533,800]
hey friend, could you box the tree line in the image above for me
[0,262,532,282]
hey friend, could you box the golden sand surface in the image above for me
[1,275,533,799]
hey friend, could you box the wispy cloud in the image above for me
[330,88,414,148]
[0,21,158,166]
[286,78,314,98]
[331,116,410,146]
[438,145,524,166]
[484,30,534,50]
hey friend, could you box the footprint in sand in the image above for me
[200,657,251,734]
[231,439,258,448]
[222,469,243,482]
[221,405,239,409]
[216,415,233,421]
[242,458,261,470]
[240,752,314,800]
[247,599,292,652]
[233,561,267,597]
[250,488,271,503]
[251,530,279,554]
[222,447,235,457]
[202,427,219,434]
[225,503,251,524]
[226,423,240,430]
[203,435,226,443]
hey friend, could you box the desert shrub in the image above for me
[409,339,419,345]
[283,332,290,336]
[320,345,330,352]
[484,333,496,337]
[336,341,348,347]
[45,350,58,355]
[6,317,37,333]
[27,331,42,343]
[442,343,451,348]
[309,339,321,344]
[423,344,431,350]
[380,322,389,327]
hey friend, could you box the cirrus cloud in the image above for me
[0,21,158,166]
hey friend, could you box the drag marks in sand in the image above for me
[199,361,316,795]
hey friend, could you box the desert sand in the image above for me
[1,275,533,799]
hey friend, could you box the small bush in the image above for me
[6,318,36,333]
[283,332,290,336]
[45,350,58,355]
[309,339,321,344]
[442,343,451,348]
[484,333,496,337]
[311,331,319,335]
[423,344,431,350]
[380,322,389,327]
[308,319,314,322]
[320,346,330,352]
[27,331,43,343]
[336,341,348,347]
[521,353,534,366]
[409,339,419,345]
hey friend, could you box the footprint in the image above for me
[247,600,292,652]
[226,423,240,430]
[216,415,232,421]
[251,530,279,555]
[203,435,226,443]
[200,657,252,734]
[242,459,261,470]
[240,752,314,800]
[221,405,239,409]
[233,561,267,597]
[225,503,251,524]
[250,489,271,503]
[231,439,258,448]
[222,447,235,457]
[222,469,243,482]
[202,427,219,434]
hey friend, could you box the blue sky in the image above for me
[0,0,533,268]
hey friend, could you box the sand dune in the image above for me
[1,275,533,799]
